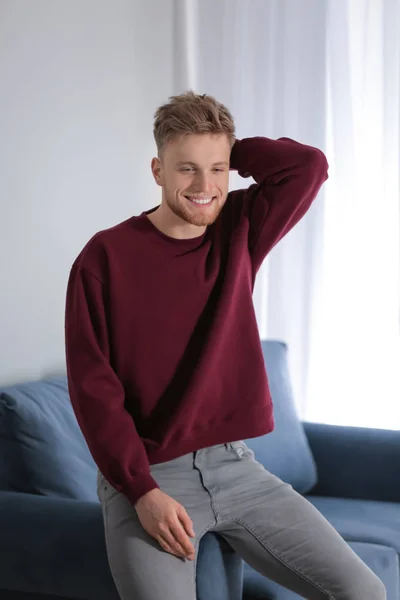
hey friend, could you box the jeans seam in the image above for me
[230,446,243,460]
[233,517,335,600]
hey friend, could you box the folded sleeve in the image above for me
[229,136,329,272]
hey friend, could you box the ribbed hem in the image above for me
[123,404,274,505]
[147,404,274,466]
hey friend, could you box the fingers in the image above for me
[157,530,195,560]
[157,519,195,560]
[171,521,196,558]
[137,493,197,561]
[178,509,196,538]
[156,534,188,560]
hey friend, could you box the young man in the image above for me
[65,92,385,600]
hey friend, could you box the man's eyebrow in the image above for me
[176,160,229,167]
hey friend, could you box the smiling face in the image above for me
[151,133,231,228]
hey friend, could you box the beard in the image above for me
[166,194,224,227]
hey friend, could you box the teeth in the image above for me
[188,197,212,205]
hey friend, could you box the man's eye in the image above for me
[180,167,224,173]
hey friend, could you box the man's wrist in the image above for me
[230,138,252,177]
[229,138,241,171]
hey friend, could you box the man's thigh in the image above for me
[97,462,215,600]
[213,443,386,600]
[97,471,198,600]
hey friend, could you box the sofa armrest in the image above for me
[303,422,400,502]
[0,492,243,600]
[0,492,119,600]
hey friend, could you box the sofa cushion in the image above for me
[243,541,399,600]
[245,341,317,494]
[306,495,400,554]
[0,377,97,501]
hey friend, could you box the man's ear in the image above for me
[151,157,164,187]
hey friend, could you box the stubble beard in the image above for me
[166,195,223,227]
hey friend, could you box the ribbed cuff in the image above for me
[124,473,160,507]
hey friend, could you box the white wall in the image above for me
[0,0,174,385]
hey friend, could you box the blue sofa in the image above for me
[1,340,399,600]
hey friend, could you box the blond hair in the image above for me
[153,90,235,156]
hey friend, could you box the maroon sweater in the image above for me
[65,137,328,505]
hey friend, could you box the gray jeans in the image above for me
[97,442,386,600]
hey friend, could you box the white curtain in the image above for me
[173,0,400,429]
[306,0,400,429]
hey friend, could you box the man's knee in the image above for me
[353,570,386,600]
[337,557,387,600]
[369,575,386,600]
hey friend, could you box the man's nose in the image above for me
[193,170,211,192]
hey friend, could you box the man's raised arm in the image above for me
[229,136,329,271]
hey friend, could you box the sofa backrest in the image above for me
[0,340,317,500]
[0,377,98,501]
[245,340,317,494]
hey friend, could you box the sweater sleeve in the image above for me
[65,263,159,506]
[229,136,329,272]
